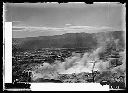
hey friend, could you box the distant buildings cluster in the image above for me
[12,48,87,64]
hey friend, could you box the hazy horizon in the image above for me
[5,3,125,38]
[12,30,125,39]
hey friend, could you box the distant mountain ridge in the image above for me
[12,31,125,51]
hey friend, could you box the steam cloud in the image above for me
[30,36,125,81]
[31,46,119,80]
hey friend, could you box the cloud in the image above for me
[12,25,116,33]
[12,21,21,22]
[13,30,23,32]
[67,26,113,30]
[12,27,25,30]
[65,24,72,26]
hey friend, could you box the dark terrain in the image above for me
[12,31,125,52]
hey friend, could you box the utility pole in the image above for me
[92,61,96,73]
[92,60,97,82]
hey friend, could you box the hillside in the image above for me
[12,31,125,51]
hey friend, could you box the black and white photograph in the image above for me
[3,2,126,91]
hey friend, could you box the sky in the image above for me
[5,3,125,38]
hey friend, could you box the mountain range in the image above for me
[12,31,125,51]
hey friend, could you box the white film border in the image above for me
[30,83,109,91]
[4,22,12,83]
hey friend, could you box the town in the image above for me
[12,47,125,89]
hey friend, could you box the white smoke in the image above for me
[57,47,111,74]
[31,46,125,80]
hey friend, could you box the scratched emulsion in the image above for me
[6,3,125,90]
